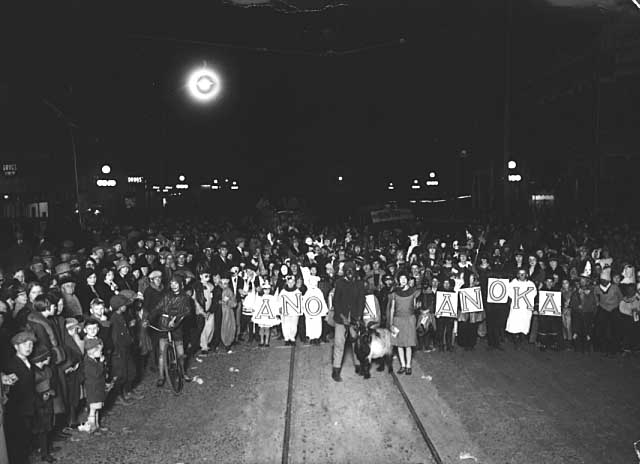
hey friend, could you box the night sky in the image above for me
[2,1,637,195]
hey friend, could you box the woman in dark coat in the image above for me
[60,318,84,427]
[95,268,118,308]
[75,269,101,315]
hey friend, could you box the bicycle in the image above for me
[149,317,185,394]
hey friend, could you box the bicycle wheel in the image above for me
[165,342,184,394]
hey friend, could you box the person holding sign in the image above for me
[506,269,538,349]
[389,272,419,375]
[435,278,457,352]
[251,282,280,347]
[537,277,562,351]
[457,273,485,350]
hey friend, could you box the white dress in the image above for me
[505,279,538,335]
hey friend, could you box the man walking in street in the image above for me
[331,262,365,382]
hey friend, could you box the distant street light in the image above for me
[187,66,222,103]
[178,175,186,182]
[338,176,343,182]
[101,164,111,175]
[429,171,436,179]
[508,160,517,169]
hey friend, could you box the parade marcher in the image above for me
[506,269,537,349]
[149,275,193,386]
[389,272,419,374]
[331,261,365,382]
[435,278,456,352]
[594,268,623,356]
[457,273,485,351]
[193,264,215,356]
[280,272,301,346]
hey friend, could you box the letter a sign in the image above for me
[435,291,458,318]
[538,291,561,316]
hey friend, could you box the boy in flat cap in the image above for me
[5,331,37,464]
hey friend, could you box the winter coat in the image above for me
[333,277,365,324]
[83,355,106,404]
[5,355,36,417]
[33,365,54,434]
[61,331,84,409]
[149,290,192,340]
[27,311,65,365]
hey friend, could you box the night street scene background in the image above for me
[1,1,640,463]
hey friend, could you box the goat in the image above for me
[353,320,393,379]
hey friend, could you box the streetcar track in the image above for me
[390,369,444,464]
[281,342,442,464]
[281,344,296,464]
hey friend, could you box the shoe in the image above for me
[331,367,342,382]
[291,341,296,346]
[41,454,56,463]
[115,396,132,406]
[156,378,166,387]
[355,365,362,375]
[199,350,209,357]
[265,343,270,347]
[405,368,412,375]
[77,422,95,433]
[258,343,264,347]
[397,367,406,374]
[183,374,193,382]
[129,391,145,400]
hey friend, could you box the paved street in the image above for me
[54,338,640,464]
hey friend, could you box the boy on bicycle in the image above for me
[149,275,192,386]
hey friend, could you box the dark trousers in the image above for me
[485,303,508,347]
[211,306,224,349]
[595,308,620,354]
[457,321,478,348]
[239,314,254,339]
[620,313,639,352]
[537,315,562,348]
[6,414,33,464]
[112,348,136,395]
[190,314,205,355]
[436,317,455,350]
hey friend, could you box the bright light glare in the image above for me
[178,175,186,182]
[508,174,522,182]
[338,176,343,181]
[508,160,517,169]
[101,164,111,175]
[429,171,436,179]
[187,67,222,102]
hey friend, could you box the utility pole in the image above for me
[502,0,513,219]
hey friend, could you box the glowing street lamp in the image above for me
[338,176,343,182]
[101,164,111,175]
[508,160,517,170]
[429,171,436,179]
[178,175,186,182]
[187,66,222,103]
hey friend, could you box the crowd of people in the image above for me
[1,216,639,463]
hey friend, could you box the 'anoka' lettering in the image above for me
[512,286,535,310]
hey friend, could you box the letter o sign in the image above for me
[304,296,323,317]
[488,280,508,303]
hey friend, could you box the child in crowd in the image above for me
[32,346,57,463]
[79,338,113,433]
